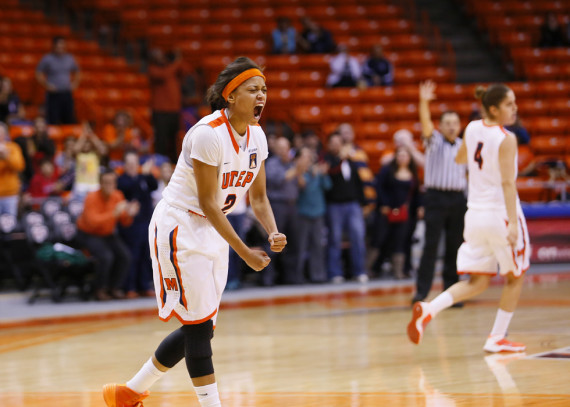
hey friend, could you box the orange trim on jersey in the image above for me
[221,109,240,154]
[154,225,166,307]
[169,226,188,310]
[457,270,496,275]
[221,68,265,101]
[188,209,207,219]
[208,116,225,129]
[159,308,218,325]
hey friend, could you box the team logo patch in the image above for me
[249,153,257,169]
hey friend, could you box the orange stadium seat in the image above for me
[292,105,324,126]
[324,105,359,124]
[360,87,397,103]
[209,8,244,22]
[147,9,180,24]
[265,71,294,88]
[548,98,570,116]
[508,82,536,99]
[178,8,210,23]
[292,88,327,105]
[517,99,549,117]
[517,145,535,171]
[530,135,569,156]
[295,71,326,87]
[535,81,570,98]
[360,104,388,121]
[525,64,562,81]
[527,117,570,135]
[327,88,362,104]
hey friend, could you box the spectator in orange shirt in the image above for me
[0,122,25,216]
[148,48,185,163]
[102,111,148,164]
[76,168,140,301]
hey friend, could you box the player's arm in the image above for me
[193,159,269,271]
[419,80,436,139]
[455,140,467,164]
[498,133,518,247]
[249,161,287,253]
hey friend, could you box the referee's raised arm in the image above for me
[419,80,436,139]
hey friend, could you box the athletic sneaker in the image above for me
[483,335,526,353]
[407,302,432,345]
[103,383,150,407]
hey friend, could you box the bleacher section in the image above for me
[0,0,568,201]
[0,0,152,140]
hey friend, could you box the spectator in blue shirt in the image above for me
[362,45,394,87]
[271,17,296,54]
[117,151,158,298]
[296,147,331,283]
[505,116,530,145]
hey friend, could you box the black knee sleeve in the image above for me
[154,327,185,369]
[181,319,214,378]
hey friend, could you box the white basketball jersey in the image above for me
[162,109,269,216]
[464,120,519,212]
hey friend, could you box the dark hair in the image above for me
[99,167,117,182]
[440,110,460,122]
[474,84,511,117]
[389,147,419,184]
[327,131,341,142]
[205,57,263,112]
[52,36,64,46]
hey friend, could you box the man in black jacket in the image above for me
[324,132,368,283]
[118,151,158,298]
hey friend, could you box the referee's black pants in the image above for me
[415,189,467,300]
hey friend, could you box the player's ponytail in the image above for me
[474,83,511,118]
[206,57,264,112]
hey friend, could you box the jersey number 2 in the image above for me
[474,142,484,169]
[222,194,236,213]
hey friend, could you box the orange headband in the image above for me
[222,68,266,101]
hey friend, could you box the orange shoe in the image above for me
[102,383,150,407]
[407,302,432,345]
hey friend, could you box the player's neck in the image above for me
[483,118,499,126]
[226,111,247,136]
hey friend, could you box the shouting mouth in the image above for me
[254,104,264,120]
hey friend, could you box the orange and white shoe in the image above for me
[483,335,526,353]
[103,383,150,407]
[407,302,432,345]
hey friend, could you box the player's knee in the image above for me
[181,319,214,359]
[181,319,214,378]
[469,275,489,292]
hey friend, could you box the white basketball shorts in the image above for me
[148,200,229,326]
[457,208,530,278]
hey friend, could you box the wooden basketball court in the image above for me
[1,278,569,406]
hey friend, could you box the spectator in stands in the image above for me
[151,160,173,207]
[14,116,56,186]
[0,77,24,124]
[102,111,148,165]
[0,122,25,216]
[337,123,376,216]
[324,132,367,283]
[263,136,302,285]
[148,48,185,163]
[298,16,336,54]
[76,168,139,301]
[362,45,394,87]
[381,129,425,167]
[226,197,248,290]
[118,152,158,299]
[411,80,467,305]
[327,44,364,88]
[296,147,331,283]
[72,122,107,202]
[272,17,297,54]
[54,135,77,191]
[302,129,324,159]
[35,36,80,125]
[505,116,530,145]
[539,12,568,47]
[26,158,63,200]
[370,148,422,280]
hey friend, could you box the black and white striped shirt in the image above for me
[424,130,467,191]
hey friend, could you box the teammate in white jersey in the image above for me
[408,83,530,353]
[103,57,286,407]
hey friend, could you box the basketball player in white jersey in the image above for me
[407,83,530,353]
[103,57,286,407]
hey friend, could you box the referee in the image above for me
[412,80,467,304]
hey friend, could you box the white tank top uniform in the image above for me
[149,109,269,325]
[457,120,530,278]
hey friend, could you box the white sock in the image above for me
[194,382,221,407]
[490,309,514,338]
[126,358,166,394]
[428,291,454,317]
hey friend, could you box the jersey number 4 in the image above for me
[474,142,484,169]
